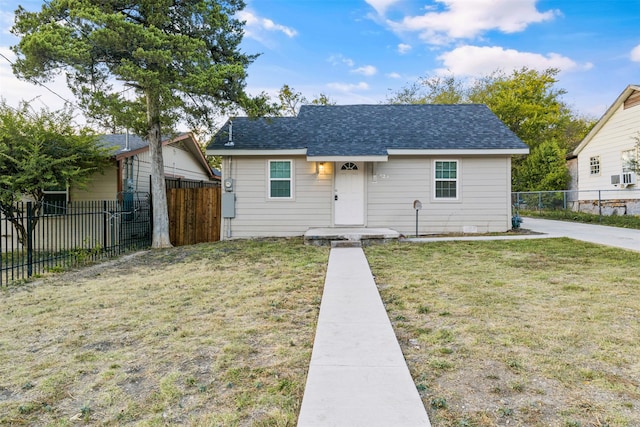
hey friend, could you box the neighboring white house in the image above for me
[572,84,640,215]
[206,104,529,239]
[68,132,215,203]
[1,132,216,252]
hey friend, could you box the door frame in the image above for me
[333,161,366,226]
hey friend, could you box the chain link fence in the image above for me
[512,189,640,216]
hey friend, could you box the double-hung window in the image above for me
[434,160,458,199]
[269,160,292,199]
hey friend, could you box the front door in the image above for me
[334,162,364,225]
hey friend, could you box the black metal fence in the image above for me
[1,199,151,286]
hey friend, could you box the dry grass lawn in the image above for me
[0,239,328,426]
[366,238,640,427]
[3,236,640,426]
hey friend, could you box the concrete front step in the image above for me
[304,227,400,246]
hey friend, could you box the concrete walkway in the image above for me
[523,217,640,253]
[297,218,640,426]
[297,247,431,427]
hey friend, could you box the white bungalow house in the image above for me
[206,104,529,239]
[571,84,640,215]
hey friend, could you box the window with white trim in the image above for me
[434,160,458,199]
[268,160,292,198]
[589,156,600,175]
[43,185,68,215]
[622,149,636,173]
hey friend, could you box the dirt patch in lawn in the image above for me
[366,238,640,427]
[0,238,328,426]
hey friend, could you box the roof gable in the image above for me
[573,84,640,156]
[208,104,528,157]
[101,132,213,179]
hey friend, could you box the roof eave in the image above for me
[387,148,530,155]
[573,84,640,156]
[306,155,389,162]
[206,148,308,156]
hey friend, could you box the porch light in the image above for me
[316,162,325,175]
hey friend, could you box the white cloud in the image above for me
[631,44,640,62]
[387,0,558,45]
[237,10,297,41]
[261,17,297,38]
[351,65,377,76]
[387,72,402,79]
[0,47,76,112]
[1,10,13,34]
[397,43,412,54]
[365,0,401,16]
[435,45,582,76]
[327,82,370,92]
[328,54,355,68]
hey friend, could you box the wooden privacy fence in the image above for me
[166,187,221,246]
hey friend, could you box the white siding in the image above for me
[222,156,333,238]
[71,166,118,201]
[368,156,511,235]
[125,143,213,195]
[577,103,640,200]
[222,155,513,239]
[163,144,211,181]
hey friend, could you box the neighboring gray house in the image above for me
[206,104,529,239]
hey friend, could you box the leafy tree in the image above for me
[0,100,111,245]
[277,84,335,116]
[386,75,464,105]
[514,139,570,192]
[11,0,269,247]
[624,132,640,173]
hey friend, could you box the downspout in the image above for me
[227,156,233,239]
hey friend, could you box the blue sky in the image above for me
[1,0,639,124]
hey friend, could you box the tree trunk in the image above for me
[146,89,173,248]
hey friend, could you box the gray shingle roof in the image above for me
[207,104,528,156]
[100,134,148,155]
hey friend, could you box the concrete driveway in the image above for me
[523,217,640,253]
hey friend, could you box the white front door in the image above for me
[334,162,365,225]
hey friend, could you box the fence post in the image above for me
[103,200,108,253]
[538,192,542,211]
[598,190,602,220]
[26,201,33,278]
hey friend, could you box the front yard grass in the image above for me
[0,238,328,426]
[3,236,640,426]
[366,238,640,427]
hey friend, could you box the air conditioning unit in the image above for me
[611,174,621,185]
[622,172,637,186]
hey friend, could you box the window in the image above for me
[269,160,292,198]
[341,162,358,170]
[589,156,600,175]
[43,185,68,215]
[622,149,637,173]
[434,160,458,199]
